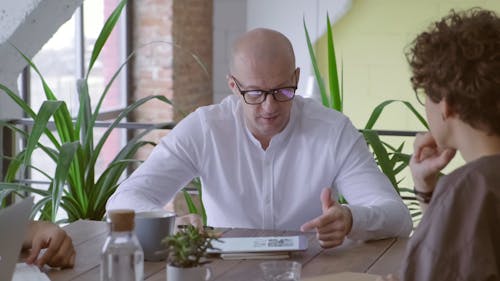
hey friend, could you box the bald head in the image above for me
[229,28,296,78]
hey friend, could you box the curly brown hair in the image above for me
[406,8,500,135]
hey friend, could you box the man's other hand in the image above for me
[300,188,353,248]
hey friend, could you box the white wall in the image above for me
[0,0,82,119]
[212,0,247,103]
[212,0,351,103]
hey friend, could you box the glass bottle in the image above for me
[101,209,144,281]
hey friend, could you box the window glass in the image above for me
[30,16,77,113]
[27,0,127,220]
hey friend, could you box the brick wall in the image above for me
[131,0,213,160]
[172,0,213,121]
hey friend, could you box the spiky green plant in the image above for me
[304,14,429,222]
[0,0,173,223]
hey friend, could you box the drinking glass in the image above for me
[259,261,301,281]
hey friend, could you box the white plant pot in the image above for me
[166,264,212,281]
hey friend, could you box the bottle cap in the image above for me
[108,209,135,232]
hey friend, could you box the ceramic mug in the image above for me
[134,210,176,261]
[166,265,212,281]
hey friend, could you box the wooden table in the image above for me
[47,220,408,281]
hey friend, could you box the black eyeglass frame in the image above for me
[230,75,298,105]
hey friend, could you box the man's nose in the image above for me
[260,93,279,110]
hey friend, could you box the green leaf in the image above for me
[92,145,153,216]
[14,46,76,143]
[77,79,93,153]
[51,142,80,221]
[88,124,162,214]
[76,79,93,189]
[0,101,59,148]
[61,195,83,221]
[183,189,199,215]
[0,183,49,196]
[362,130,399,193]
[2,147,55,183]
[0,83,36,118]
[326,14,342,112]
[303,17,329,107]
[191,178,207,225]
[364,100,428,130]
[4,150,27,182]
[89,95,173,178]
[86,0,127,77]
[32,197,52,220]
[23,101,64,167]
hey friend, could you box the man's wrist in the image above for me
[341,205,353,234]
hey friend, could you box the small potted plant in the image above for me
[162,225,218,281]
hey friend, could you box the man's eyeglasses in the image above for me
[414,88,426,106]
[231,75,297,105]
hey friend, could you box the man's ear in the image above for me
[294,67,301,85]
[226,74,239,96]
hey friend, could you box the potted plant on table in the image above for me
[162,225,218,281]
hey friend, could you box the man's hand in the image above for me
[300,188,353,249]
[410,132,456,193]
[24,221,75,268]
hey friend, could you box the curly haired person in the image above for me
[379,7,500,281]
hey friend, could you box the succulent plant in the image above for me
[162,225,218,268]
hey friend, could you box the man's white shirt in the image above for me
[107,95,412,240]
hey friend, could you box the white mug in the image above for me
[166,264,212,281]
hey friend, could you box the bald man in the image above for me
[107,28,412,248]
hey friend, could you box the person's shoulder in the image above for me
[433,155,500,210]
[175,95,238,129]
[193,95,240,122]
[439,154,500,193]
[294,95,349,126]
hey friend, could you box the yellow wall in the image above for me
[315,0,500,176]
[317,0,500,131]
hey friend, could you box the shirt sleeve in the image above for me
[106,112,204,212]
[333,121,412,240]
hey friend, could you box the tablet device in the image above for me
[209,235,308,254]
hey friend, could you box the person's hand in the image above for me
[24,221,75,268]
[300,188,353,248]
[376,274,400,281]
[410,132,456,193]
[175,214,203,231]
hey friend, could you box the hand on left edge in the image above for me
[25,221,75,268]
